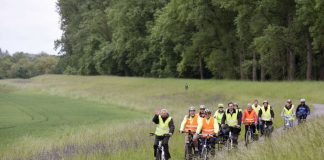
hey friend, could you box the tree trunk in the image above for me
[252,52,257,81]
[260,65,265,81]
[199,52,204,80]
[287,48,295,81]
[239,49,245,80]
[306,33,313,80]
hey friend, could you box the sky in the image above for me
[0,0,62,55]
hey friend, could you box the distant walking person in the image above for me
[185,83,189,91]
[296,99,310,124]
[152,109,175,160]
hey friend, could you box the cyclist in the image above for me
[214,104,225,125]
[152,109,175,160]
[242,103,258,140]
[198,105,206,119]
[258,100,274,136]
[296,99,310,124]
[252,99,262,132]
[252,99,262,112]
[281,99,295,128]
[221,102,242,147]
[180,106,199,154]
[234,103,242,113]
[195,109,219,156]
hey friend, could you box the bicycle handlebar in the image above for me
[149,133,172,136]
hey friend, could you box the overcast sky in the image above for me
[0,0,62,55]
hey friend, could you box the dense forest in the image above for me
[55,0,324,80]
[0,48,60,79]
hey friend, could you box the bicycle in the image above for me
[263,123,273,138]
[198,134,214,160]
[244,123,255,147]
[182,130,195,160]
[150,133,171,160]
[283,115,294,130]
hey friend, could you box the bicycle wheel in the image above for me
[245,130,251,147]
[185,143,193,160]
[156,149,161,160]
[201,147,208,160]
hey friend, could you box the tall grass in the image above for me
[0,75,323,159]
[224,116,324,160]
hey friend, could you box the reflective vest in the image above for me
[261,106,272,121]
[202,117,215,135]
[214,110,224,124]
[252,104,261,112]
[283,106,294,120]
[185,115,198,133]
[225,110,238,127]
[155,115,172,136]
[243,110,256,123]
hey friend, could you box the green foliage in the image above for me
[0,50,60,79]
[56,0,324,80]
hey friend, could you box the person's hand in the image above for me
[221,124,225,128]
[235,125,240,128]
[271,118,274,121]
[214,133,218,137]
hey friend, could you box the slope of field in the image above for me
[0,75,323,159]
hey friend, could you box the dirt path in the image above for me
[216,103,324,159]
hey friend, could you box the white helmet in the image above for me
[300,99,306,103]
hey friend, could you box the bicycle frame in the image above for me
[199,134,214,160]
[283,116,293,129]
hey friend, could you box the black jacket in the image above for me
[258,106,275,119]
[152,114,175,134]
[296,104,310,115]
[221,109,242,126]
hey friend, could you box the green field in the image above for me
[0,75,323,159]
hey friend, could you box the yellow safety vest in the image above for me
[283,105,294,120]
[214,110,224,124]
[225,110,238,127]
[155,115,172,136]
[261,106,272,121]
[252,104,261,112]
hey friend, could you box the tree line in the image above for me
[0,48,60,79]
[55,0,324,80]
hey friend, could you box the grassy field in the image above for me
[0,75,323,159]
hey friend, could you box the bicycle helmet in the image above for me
[189,106,196,111]
[218,104,224,108]
[300,99,306,102]
[205,109,212,114]
[199,105,206,109]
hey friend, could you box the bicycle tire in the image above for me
[201,147,208,160]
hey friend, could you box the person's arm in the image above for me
[179,116,187,132]
[253,111,258,123]
[237,111,242,126]
[152,114,159,124]
[241,112,245,124]
[306,105,311,115]
[196,118,203,133]
[214,118,220,133]
[270,108,275,118]
[258,109,262,118]
[280,107,285,117]
[169,118,175,134]
[221,113,226,124]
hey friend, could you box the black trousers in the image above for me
[244,124,256,140]
[229,127,241,145]
[154,136,171,159]
[260,120,273,134]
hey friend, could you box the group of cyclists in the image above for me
[152,99,310,160]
